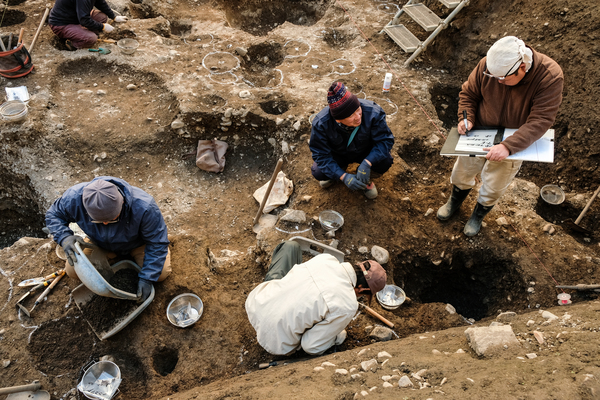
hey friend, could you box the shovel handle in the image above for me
[28,6,50,53]
[32,271,65,305]
[361,304,395,328]
[18,28,24,44]
[253,158,283,226]
[575,184,600,225]
[0,381,41,395]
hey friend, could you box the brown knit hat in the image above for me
[359,260,387,294]
[82,180,123,222]
[327,82,360,120]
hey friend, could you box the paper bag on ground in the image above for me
[253,171,293,213]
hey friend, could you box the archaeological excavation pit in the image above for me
[393,249,530,321]
[221,0,332,36]
[0,166,46,248]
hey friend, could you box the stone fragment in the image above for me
[381,375,392,381]
[432,349,442,355]
[424,208,434,217]
[533,331,544,344]
[526,320,535,326]
[336,369,348,375]
[235,47,247,56]
[496,311,517,323]
[445,304,456,314]
[464,325,520,356]
[377,351,392,359]
[279,209,306,223]
[456,349,465,353]
[382,382,393,388]
[239,90,251,99]
[357,349,368,356]
[398,375,413,387]
[371,246,389,264]
[370,326,393,342]
[171,120,185,129]
[496,216,509,226]
[126,84,137,90]
[360,359,378,372]
[314,366,325,371]
[293,121,301,131]
[526,353,537,359]
[281,141,290,154]
[351,374,362,380]
[321,361,336,367]
[541,311,558,320]
[2,359,10,368]
[358,246,369,254]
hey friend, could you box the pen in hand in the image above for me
[463,110,470,136]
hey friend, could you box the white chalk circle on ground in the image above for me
[202,51,240,74]
[301,57,334,76]
[367,96,398,117]
[377,3,400,14]
[284,39,311,58]
[329,59,356,75]
[208,72,239,85]
[242,69,283,89]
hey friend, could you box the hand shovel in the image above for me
[18,270,64,287]
[564,184,600,234]
[89,47,111,55]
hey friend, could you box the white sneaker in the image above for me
[319,180,334,189]
[335,329,347,345]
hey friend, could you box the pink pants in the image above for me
[49,10,107,49]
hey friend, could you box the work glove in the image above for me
[61,235,87,266]
[342,173,367,191]
[137,278,153,303]
[356,159,371,184]
[103,23,115,33]
[114,16,128,23]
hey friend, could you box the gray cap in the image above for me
[82,180,123,221]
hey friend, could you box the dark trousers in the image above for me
[264,241,302,281]
[311,153,394,181]
[50,10,108,49]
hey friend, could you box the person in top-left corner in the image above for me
[45,176,171,303]
[48,0,129,50]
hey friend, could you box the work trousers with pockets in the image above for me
[49,10,108,49]
[451,156,523,207]
[264,241,302,282]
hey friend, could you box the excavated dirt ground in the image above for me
[1,0,600,398]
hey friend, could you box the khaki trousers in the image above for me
[450,156,523,207]
[65,243,172,282]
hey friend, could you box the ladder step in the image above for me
[383,24,421,53]
[403,3,441,31]
[439,0,461,8]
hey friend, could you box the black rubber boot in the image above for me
[464,202,494,237]
[437,185,472,221]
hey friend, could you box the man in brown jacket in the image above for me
[437,36,563,236]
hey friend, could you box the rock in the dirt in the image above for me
[446,304,456,314]
[424,208,434,217]
[398,375,414,388]
[2,359,10,368]
[526,353,538,359]
[322,361,336,367]
[314,366,325,371]
[370,326,393,342]
[526,320,535,326]
[377,351,392,359]
[361,359,378,372]
[382,382,393,388]
[358,246,369,254]
[541,311,558,320]
[533,331,544,344]
[126,84,137,90]
[371,245,389,264]
[239,90,251,99]
[235,47,247,56]
[281,141,290,154]
[293,120,301,131]
[171,120,185,129]
[464,325,520,356]
[496,216,509,226]
[279,209,306,223]
[100,355,115,363]
[497,311,517,323]
[336,369,348,375]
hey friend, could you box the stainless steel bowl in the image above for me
[376,284,406,310]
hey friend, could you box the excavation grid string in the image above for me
[334,0,565,293]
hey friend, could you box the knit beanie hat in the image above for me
[82,180,124,221]
[327,82,360,120]
[487,36,533,77]
[359,260,387,294]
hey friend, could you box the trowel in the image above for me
[0,381,50,400]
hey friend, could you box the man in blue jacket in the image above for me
[309,82,395,199]
[45,177,170,302]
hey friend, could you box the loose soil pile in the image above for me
[1,0,599,398]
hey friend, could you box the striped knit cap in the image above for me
[327,82,360,120]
